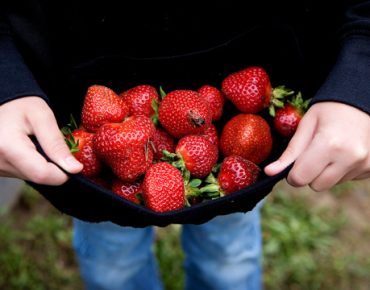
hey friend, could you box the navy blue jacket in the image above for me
[1,1,370,116]
[1,1,370,226]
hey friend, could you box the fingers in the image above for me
[285,133,330,187]
[0,96,83,185]
[354,172,370,180]
[265,102,370,191]
[340,159,370,183]
[27,103,83,174]
[309,163,348,191]
[0,132,70,185]
[264,112,317,176]
[286,130,368,190]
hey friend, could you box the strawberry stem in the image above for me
[288,92,311,113]
[199,173,223,198]
[159,86,167,99]
[269,85,295,117]
[151,99,160,127]
[68,114,79,131]
[61,126,80,153]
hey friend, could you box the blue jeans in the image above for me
[73,207,262,290]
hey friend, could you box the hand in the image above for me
[264,101,370,191]
[0,97,83,185]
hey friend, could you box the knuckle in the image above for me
[351,146,368,163]
[287,171,308,187]
[326,137,343,153]
[309,182,328,192]
[48,139,68,156]
[30,168,50,184]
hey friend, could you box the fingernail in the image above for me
[264,161,281,175]
[65,156,82,169]
[266,161,278,170]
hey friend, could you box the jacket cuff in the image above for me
[0,35,48,105]
[311,36,370,115]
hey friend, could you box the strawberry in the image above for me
[174,135,218,178]
[220,114,273,164]
[120,85,159,117]
[93,115,155,182]
[152,128,175,160]
[111,179,142,204]
[200,123,218,147]
[197,85,225,121]
[221,66,293,114]
[65,128,102,177]
[201,155,260,195]
[143,162,185,212]
[81,85,129,132]
[158,90,211,138]
[217,155,260,194]
[274,92,311,137]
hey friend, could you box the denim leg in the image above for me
[73,219,163,290]
[182,207,262,290]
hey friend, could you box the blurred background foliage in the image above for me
[1,179,370,290]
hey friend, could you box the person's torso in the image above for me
[5,0,346,120]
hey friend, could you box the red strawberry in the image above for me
[218,155,260,194]
[152,128,175,160]
[200,156,260,196]
[158,90,212,138]
[66,129,102,177]
[93,115,155,182]
[81,85,129,132]
[143,162,185,212]
[168,135,218,179]
[221,66,293,114]
[220,114,272,164]
[112,179,142,204]
[274,92,311,137]
[120,85,159,117]
[200,123,218,147]
[197,85,225,121]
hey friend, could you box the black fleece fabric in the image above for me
[1,1,370,227]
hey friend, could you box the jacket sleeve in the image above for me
[0,8,48,105]
[312,1,370,114]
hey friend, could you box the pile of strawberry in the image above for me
[63,66,310,213]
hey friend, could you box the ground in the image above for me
[1,179,370,290]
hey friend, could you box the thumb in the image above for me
[30,110,83,174]
[264,113,317,176]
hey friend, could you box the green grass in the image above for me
[155,225,184,290]
[1,183,370,289]
[262,190,345,290]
